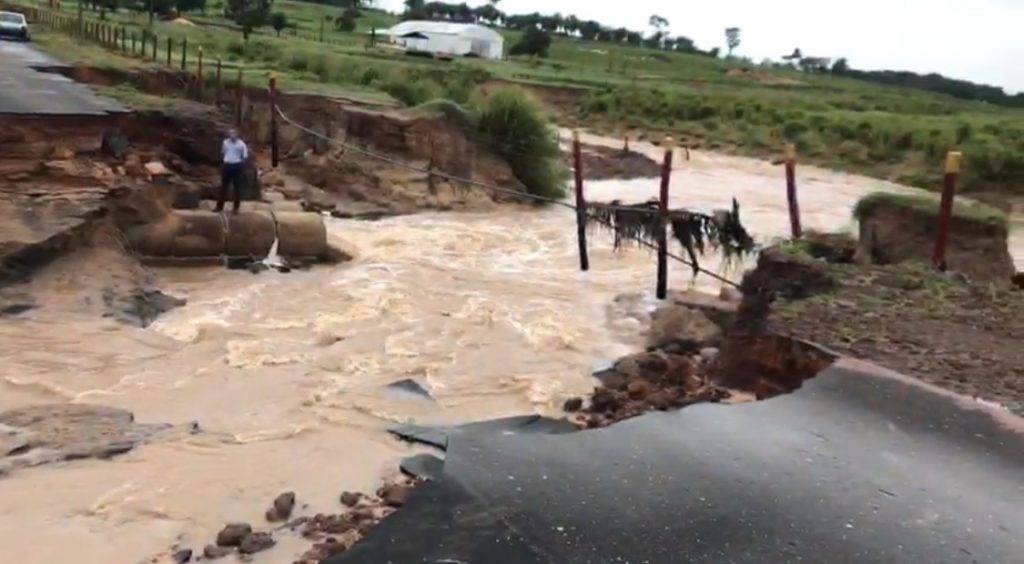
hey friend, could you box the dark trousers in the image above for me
[216,162,245,212]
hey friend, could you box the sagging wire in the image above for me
[275,107,746,288]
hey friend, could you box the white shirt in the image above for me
[222,139,248,164]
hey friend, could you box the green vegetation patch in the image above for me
[853,192,1009,231]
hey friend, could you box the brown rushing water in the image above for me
[0,138,1019,563]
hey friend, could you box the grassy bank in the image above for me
[15,0,1024,200]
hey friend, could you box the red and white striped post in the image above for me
[785,143,803,239]
[572,130,589,271]
[656,136,675,300]
[268,75,279,169]
[932,151,963,271]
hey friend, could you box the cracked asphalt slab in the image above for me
[333,359,1023,563]
[0,40,126,115]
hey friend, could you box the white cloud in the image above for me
[375,0,1024,93]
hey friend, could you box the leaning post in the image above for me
[269,75,279,169]
[572,130,590,271]
[196,46,204,99]
[932,151,963,271]
[215,59,223,106]
[656,136,675,300]
[785,143,803,239]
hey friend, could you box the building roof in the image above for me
[386,21,503,43]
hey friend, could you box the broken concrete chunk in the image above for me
[647,305,722,352]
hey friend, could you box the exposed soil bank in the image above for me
[753,240,1024,416]
[565,141,662,181]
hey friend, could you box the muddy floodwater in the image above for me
[0,138,1020,563]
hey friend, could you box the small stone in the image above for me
[238,532,275,554]
[377,484,409,507]
[144,161,170,177]
[272,492,296,520]
[562,397,583,412]
[215,523,252,547]
[51,146,74,160]
[699,347,719,362]
[339,491,362,507]
[202,545,233,559]
[171,548,192,563]
[626,379,652,399]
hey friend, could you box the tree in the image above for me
[176,0,206,13]
[671,35,696,52]
[270,11,287,36]
[334,11,356,31]
[578,20,601,41]
[832,57,849,74]
[403,0,426,19]
[649,14,668,32]
[225,0,273,40]
[510,27,552,58]
[725,27,741,56]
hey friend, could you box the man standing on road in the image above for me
[217,129,249,213]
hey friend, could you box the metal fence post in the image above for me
[785,143,803,239]
[572,130,590,271]
[656,137,675,300]
[932,151,963,271]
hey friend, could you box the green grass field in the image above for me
[16,0,1024,200]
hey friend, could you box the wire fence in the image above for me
[277,106,746,289]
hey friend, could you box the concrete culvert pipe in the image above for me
[225,212,277,257]
[124,211,225,258]
[274,212,328,259]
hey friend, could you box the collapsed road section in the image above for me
[337,358,1023,563]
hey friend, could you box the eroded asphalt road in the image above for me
[334,360,1023,563]
[0,39,125,115]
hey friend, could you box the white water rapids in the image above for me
[0,138,1019,563]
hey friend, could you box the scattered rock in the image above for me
[719,286,743,303]
[215,523,252,547]
[377,484,410,507]
[51,146,74,160]
[202,545,233,559]
[302,185,337,213]
[339,491,362,507]
[647,305,722,352]
[1011,272,1023,290]
[144,161,170,177]
[238,532,275,554]
[627,379,652,399]
[267,491,296,522]
[170,548,192,563]
[699,347,719,362]
[562,397,583,412]
[101,129,130,159]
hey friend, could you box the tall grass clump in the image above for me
[476,89,567,199]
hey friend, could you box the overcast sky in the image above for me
[376,0,1024,93]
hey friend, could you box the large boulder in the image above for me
[646,305,722,352]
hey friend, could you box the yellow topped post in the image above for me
[945,151,963,175]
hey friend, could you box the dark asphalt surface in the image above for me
[333,360,1023,563]
[0,39,126,115]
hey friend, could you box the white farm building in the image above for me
[385,21,504,60]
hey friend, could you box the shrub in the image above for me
[382,77,442,107]
[510,28,552,58]
[476,89,566,199]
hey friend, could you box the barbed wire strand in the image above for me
[276,107,742,288]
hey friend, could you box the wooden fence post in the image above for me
[180,37,187,70]
[785,143,803,239]
[269,75,279,168]
[932,151,963,271]
[235,66,243,127]
[121,26,126,51]
[196,47,204,98]
[657,137,675,300]
[215,59,223,106]
[572,130,590,271]
[131,32,136,54]
[151,33,157,61]
[166,36,172,67]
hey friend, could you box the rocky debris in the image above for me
[1012,272,1024,290]
[265,491,297,522]
[386,378,434,400]
[202,544,233,559]
[0,405,181,476]
[646,304,722,353]
[102,287,185,328]
[579,350,729,427]
[297,537,351,564]
[562,397,583,412]
[301,184,338,213]
[215,523,252,547]
[239,532,276,554]
[170,548,192,563]
[101,129,130,159]
[339,491,362,508]
[741,245,835,299]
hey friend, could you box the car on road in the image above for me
[0,11,29,41]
